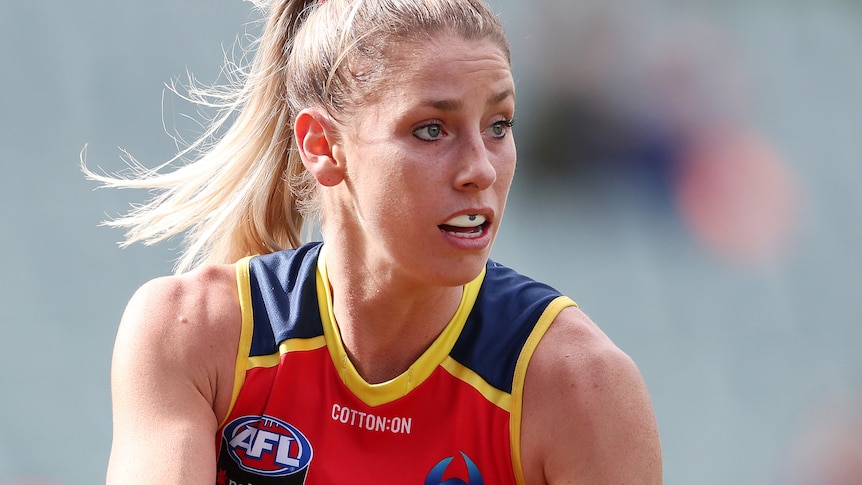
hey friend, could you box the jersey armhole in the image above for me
[218,256,256,428]
[509,295,578,485]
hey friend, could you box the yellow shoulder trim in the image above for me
[316,245,485,407]
[509,295,578,485]
[247,336,327,369]
[219,256,256,428]
[441,357,512,412]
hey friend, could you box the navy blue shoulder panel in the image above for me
[246,242,324,357]
[450,260,563,394]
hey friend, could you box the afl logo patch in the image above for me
[223,415,313,477]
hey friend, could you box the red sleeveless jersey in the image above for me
[215,243,576,484]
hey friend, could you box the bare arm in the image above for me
[106,265,240,484]
[521,306,662,484]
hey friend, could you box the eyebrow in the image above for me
[489,89,515,106]
[421,89,515,112]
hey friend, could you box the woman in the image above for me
[88,0,662,483]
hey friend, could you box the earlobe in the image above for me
[295,108,344,187]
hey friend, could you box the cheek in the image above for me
[362,156,428,213]
[496,144,517,187]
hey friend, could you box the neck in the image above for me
[323,246,464,384]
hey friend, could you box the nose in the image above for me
[454,133,497,191]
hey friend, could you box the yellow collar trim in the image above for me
[315,245,485,407]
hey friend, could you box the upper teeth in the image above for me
[445,214,486,227]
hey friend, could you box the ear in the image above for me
[295,108,344,187]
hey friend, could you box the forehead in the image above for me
[377,34,514,104]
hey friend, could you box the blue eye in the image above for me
[413,123,444,141]
[488,119,515,138]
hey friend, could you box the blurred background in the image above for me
[1,0,860,483]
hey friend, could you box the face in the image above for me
[325,34,516,289]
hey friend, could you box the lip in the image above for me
[439,208,495,228]
[438,208,495,250]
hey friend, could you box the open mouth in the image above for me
[438,214,488,238]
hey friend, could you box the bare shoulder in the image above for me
[107,263,242,483]
[520,306,662,484]
[123,263,240,334]
[114,263,241,412]
[119,263,240,361]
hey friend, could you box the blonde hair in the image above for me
[83,0,509,273]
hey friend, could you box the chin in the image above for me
[431,254,489,288]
